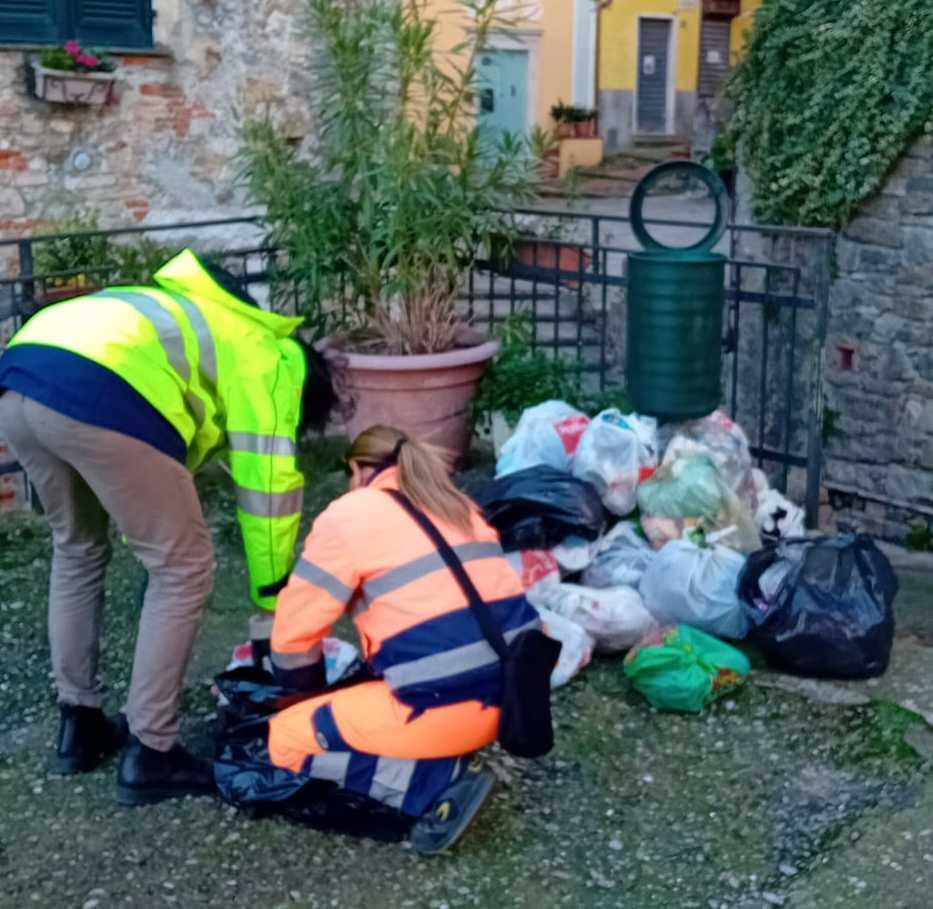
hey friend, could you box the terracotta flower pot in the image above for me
[556,122,575,139]
[574,119,597,139]
[330,340,500,463]
[514,240,593,289]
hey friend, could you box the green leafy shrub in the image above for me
[33,211,178,289]
[471,315,629,430]
[727,0,933,227]
[240,0,540,353]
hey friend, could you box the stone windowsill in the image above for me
[0,44,174,60]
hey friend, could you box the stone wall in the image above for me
[0,0,313,255]
[823,134,933,539]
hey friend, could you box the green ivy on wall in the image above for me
[727,0,933,228]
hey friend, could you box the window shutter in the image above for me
[0,0,62,43]
[73,0,153,48]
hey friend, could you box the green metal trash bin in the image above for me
[626,162,730,422]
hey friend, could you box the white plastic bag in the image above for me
[573,410,658,515]
[528,582,657,652]
[505,549,561,595]
[496,401,590,477]
[536,607,595,688]
[583,522,657,588]
[639,540,749,639]
[552,535,599,575]
[756,488,807,542]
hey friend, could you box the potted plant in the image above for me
[550,100,576,139]
[241,0,540,461]
[703,130,737,198]
[31,41,118,105]
[571,106,598,139]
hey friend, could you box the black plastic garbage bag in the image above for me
[213,666,412,841]
[473,465,606,552]
[738,534,897,679]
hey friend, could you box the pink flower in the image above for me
[76,53,99,69]
[64,40,81,57]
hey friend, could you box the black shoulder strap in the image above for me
[386,490,510,660]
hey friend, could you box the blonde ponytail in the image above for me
[348,425,475,535]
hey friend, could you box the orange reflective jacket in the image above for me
[271,468,538,710]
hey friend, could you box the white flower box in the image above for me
[31,62,119,105]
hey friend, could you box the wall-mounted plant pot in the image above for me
[556,122,575,139]
[31,62,118,105]
[574,120,597,139]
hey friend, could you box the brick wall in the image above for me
[0,0,313,248]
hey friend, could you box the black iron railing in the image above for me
[0,209,834,523]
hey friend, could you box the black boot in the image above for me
[116,735,215,807]
[410,765,496,855]
[52,705,128,775]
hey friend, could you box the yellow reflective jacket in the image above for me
[9,248,307,609]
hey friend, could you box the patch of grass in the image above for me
[830,701,926,772]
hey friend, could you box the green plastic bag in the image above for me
[623,625,750,713]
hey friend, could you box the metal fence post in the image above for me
[17,237,35,325]
[805,234,832,528]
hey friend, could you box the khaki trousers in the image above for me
[0,392,214,751]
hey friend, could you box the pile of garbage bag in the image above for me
[478,402,898,702]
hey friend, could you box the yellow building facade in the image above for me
[428,1,602,136]
[596,0,762,152]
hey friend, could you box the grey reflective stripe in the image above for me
[292,557,353,603]
[228,433,297,458]
[271,643,323,669]
[167,291,218,392]
[98,290,206,428]
[369,758,417,810]
[384,618,539,691]
[362,541,504,603]
[306,752,351,787]
[236,485,303,518]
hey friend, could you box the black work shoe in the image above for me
[410,765,496,856]
[116,735,215,807]
[52,705,129,775]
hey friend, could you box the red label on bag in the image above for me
[520,550,560,587]
[639,466,656,483]
[554,415,590,454]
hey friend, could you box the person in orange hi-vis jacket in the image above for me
[266,424,540,854]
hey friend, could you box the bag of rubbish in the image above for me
[755,488,807,542]
[505,549,561,595]
[639,538,749,639]
[536,607,595,688]
[572,410,658,515]
[552,535,599,575]
[214,734,414,841]
[738,534,897,679]
[623,625,751,713]
[495,401,590,477]
[638,455,760,553]
[474,465,606,552]
[662,410,755,506]
[528,582,657,653]
[583,521,656,589]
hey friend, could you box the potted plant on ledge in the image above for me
[31,41,119,105]
[242,0,540,461]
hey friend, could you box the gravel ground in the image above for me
[1,441,931,909]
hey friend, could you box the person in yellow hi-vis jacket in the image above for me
[0,249,339,805]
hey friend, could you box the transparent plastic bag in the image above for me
[528,582,657,653]
[662,410,755,507]
[552,535,600,575]
[637,455,760,553]
[755,488,807,542]
[572,410,658,515]
[496,401,590,477]
[583,521,657,588]
[536,607,595,688]
[639,539,749,640]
